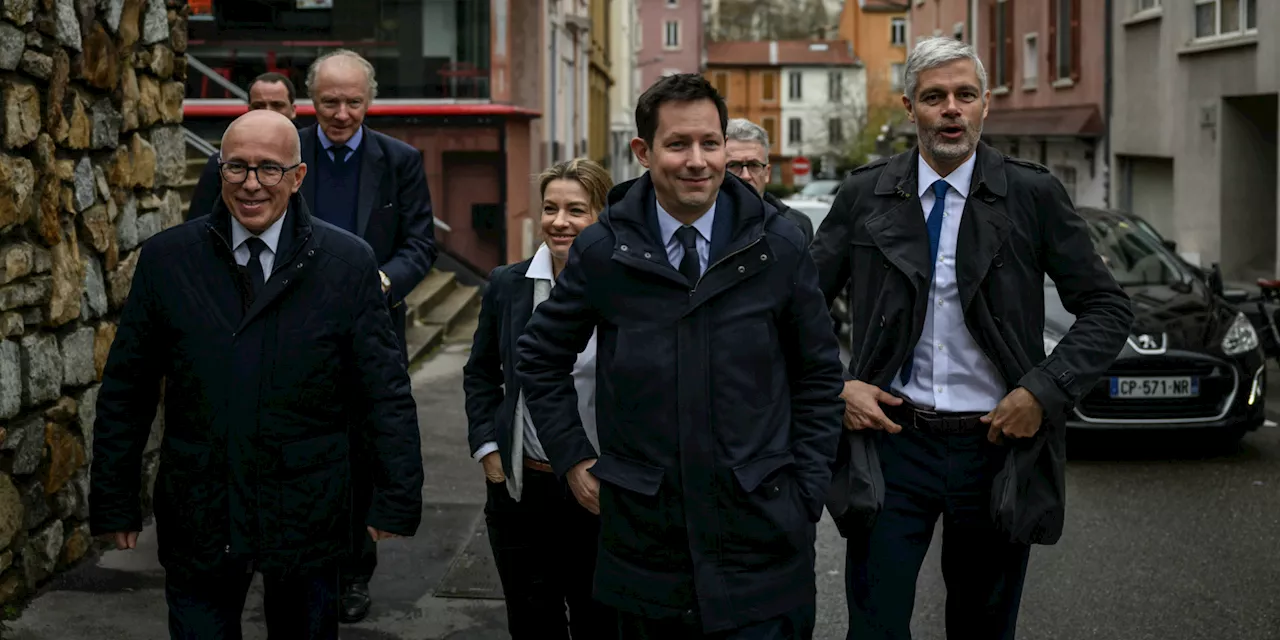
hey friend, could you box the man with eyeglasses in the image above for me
[90,109,424,639]
[725,118,815,245]
[187,71,299,222]
[298,48,437,623]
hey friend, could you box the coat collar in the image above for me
[865,141,1011,311]
[299,124,384,238]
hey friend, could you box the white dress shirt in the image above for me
[229,211,287,280]
[472,243,599,499]
[656,198,715,277]
[891,153,1006,413]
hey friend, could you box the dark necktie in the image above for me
[900,179,950,386]
[674,225,701,286]
[243,237,268,299]
[331,144,350,163]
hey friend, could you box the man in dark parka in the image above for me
[89,110,424,640]
[515,73,845,639]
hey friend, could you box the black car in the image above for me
[1049,208,1267,443]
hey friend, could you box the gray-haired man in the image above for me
[811,37,1131,639]
[725,118,815,245]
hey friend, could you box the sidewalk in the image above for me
[3,345,510,640]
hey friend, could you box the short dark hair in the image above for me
[634,73,728,147]
[249,72,296,103]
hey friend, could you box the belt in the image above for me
[889,402,987,435]
[523,457,554,474]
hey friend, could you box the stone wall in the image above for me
[0,0,187,608]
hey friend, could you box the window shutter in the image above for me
[1003,1,1015,86]
[988,3,998,83]
[1048,0,1058,79]
[1070,0,1081,81]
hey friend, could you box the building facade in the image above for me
[588,0,615,167]
[637,0,705,92]
[1111,0,1270,279]
[546,0,592,167]
[610,0,643,182]
[910,0,1108,210]
[707,40,865,186]
[185,0,543,272]
[838,0,909,114]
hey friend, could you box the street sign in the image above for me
[793,156,811,176]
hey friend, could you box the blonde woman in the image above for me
[463,158,615,638]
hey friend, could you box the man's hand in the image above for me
[103,531,139,550]
[480,451,506,484]
[378,270,391,294]
[840,380,904,433]
[367,527,403,542]
[567,458,600,515]
[981,387,1044,444]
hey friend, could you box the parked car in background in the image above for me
[781,197,849,336]
[1052,207,1266,444]
[792,179,841,202]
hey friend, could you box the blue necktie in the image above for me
[900,179,950,385]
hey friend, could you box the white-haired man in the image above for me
[299,48,437,623]
[812,37,1133,638]
[724,118,814,245]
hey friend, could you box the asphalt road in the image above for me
[8,349,1279,639]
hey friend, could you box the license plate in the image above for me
[1109,376,1199,399]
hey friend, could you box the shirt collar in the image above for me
[317,125,364,151]
[656,197,716,247]
[917,150,977,199]
[526,243,555,281]
[230,209,287,254]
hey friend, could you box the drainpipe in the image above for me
[1103,0,1113,208]
[969,0,978,45]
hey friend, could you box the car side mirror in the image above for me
[1223,288,1250,304]
[1208,262,1225,296]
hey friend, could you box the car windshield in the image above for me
[797,180,839,198]
[1086,214,1193,286]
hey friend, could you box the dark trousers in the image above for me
[165,561,339,639]
[341,439,377,586]
[845,427,1032,640]
[616,601,816,640]
[485,464,615,639]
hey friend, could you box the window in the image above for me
[891,17,906,46]
[828,72,842,101]
[788,118,802,144]
[712,71,728,98]
[1053,165,1077,204]
[788,72,802,100]
[1135,0,1160,11]
[666,0,678,6]
[828,119,844,145]
[1195,0,1257,39]
[762,116,778,145]
[989,0,1014,88]
[1022,34,1038,87]
[664,20,680,49]
[890,63,904,91]
[761,72,776,102]
[1049,0,1080,82]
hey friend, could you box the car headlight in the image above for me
[1222,311,1259,356]
[1043,333,1061,356]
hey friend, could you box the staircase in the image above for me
[179,135,482,366]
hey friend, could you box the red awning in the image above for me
[183,102,541,119]
[981,104,1103,138]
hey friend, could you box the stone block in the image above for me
[90,97,120,150]
[46,222,83,327]
[19,478,48,529]
[0,152,36,229]
[3,415,46,475]
[23,518,63,585]
[0,22,24,70]
[81,252,107,319]
[20,332,62,407]
[73,156,95,211]
[2,0,34,25]
[60,325,94,386]
[0,276,51,311]
[98,0,122,32]
[0,339,18,418]
[19,50,53,80]
[0,474,22,549]
[3,78,41,149]
[43,422,83,494]
[141,0,165,44]
[116,194,137,250]
[93,321,114,378]
[81,22,117,90]
[0,242,33,284]
[0,312,20,337]
[44,395,76,422]
[76,384,97,461]
[54,0,82,51]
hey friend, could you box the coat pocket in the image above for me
[720,450,806,568]
[589,454,684,568]
[275,433,351,548]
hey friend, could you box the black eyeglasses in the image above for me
[219,160,302,186]
[727,160,768,176]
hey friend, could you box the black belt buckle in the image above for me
[908,406,983,435]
